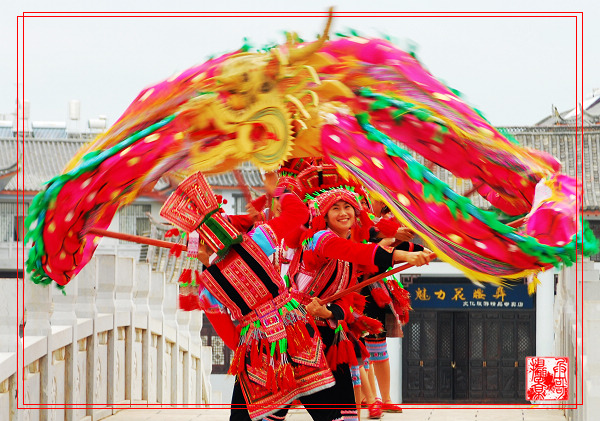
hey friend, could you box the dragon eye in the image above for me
[261,82,273,93]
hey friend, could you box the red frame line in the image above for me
[15,10,583,411]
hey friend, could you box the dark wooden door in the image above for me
[469,312,534,401]
[403,310,534,402]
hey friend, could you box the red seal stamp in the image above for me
[526,356,569,401]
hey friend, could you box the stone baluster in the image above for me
[133,262,151,403]
[163,278,180,403]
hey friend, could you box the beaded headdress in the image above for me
[274,157,316,197]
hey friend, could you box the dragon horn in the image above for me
[288,7,333,64]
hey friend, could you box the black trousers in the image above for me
[229,325,357,421]
[230,364,355,421]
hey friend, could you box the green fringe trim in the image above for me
[303,185,357,203]
[25,114,177,287]
[278,338,287,354]
[352,109,599,268]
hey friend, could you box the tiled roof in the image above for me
[0,137,88,192]
[0,137,265,192]
[536,96,600,126]
[2,128,599,210]
[206,162,264,188]
[508,127,599,210]
[0,162,18,191]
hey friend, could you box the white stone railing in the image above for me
[0,253,212,421]
[554,257,600,420]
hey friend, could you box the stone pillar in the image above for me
[95,254,120,412]
[163,279,180,403]
[96,255,117,315]
[536,269,555,356]
[133,263,151,403]
[75,257,98,319]
[189,311,203,405]
[0,277,22,352]
[76,256,111,419]
[201,345,213,404]
[188,311,203,345]
[177,310,192,405]
[71,258,97,421]
[115,257,135,407]
[51,277,78,421]
[23,273,53,420]
[23,276,52,337]
[149,271,166,403]
[582,259,600,418]
[388,337,402,403]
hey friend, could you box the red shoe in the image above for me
[382,400,403,413]
[368,398,383,419]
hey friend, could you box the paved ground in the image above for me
[105,406,567,421]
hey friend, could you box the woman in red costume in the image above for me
[280,164,434,421]
[359,201,428,414]
[159,171,343,421]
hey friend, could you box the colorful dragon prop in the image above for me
[26,11,597,287]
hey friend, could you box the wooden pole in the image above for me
[463,182,483,198]
[233,169,253,203]
[506,217,526,228]
[87,227,187,251]
[319,261,421,305]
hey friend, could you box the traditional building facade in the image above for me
[1,109,599,411]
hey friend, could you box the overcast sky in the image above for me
[2,1,597,128]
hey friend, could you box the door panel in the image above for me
[453,312,469,399]
[438,312,453,399]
